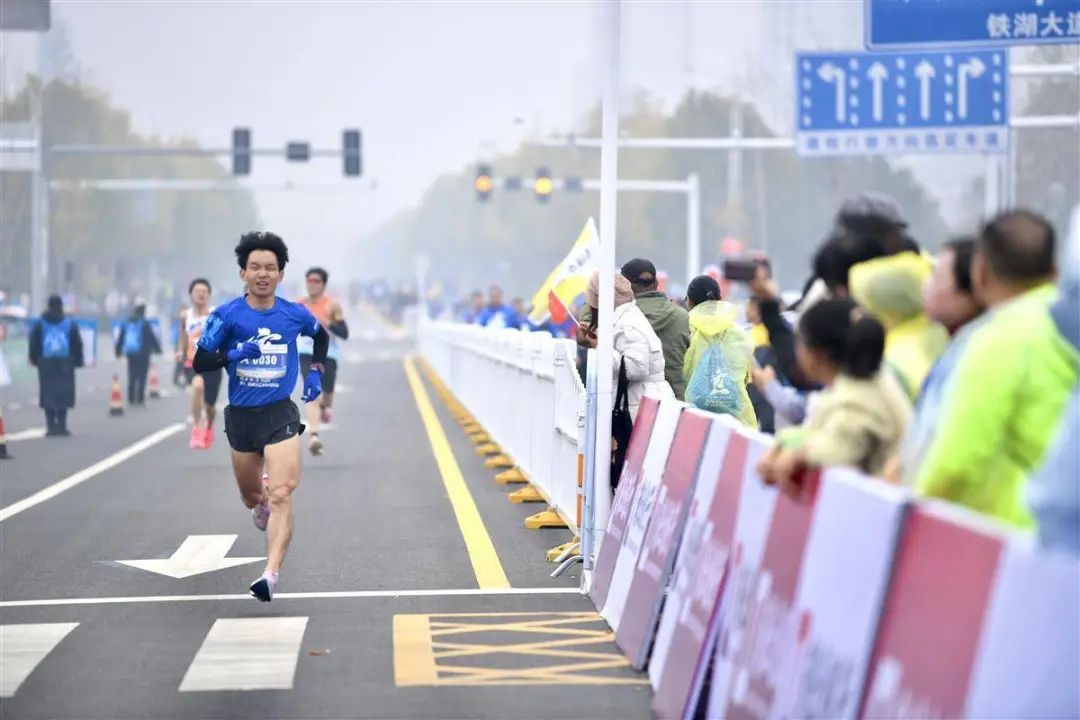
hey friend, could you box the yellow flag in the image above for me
[528,218,599,325]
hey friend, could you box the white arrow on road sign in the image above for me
[817,62,847,123]
[914,61,936,120]
[117,535,264,579]
[957,57,986,119]
[867,62,889,122]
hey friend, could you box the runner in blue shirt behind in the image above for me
[193,231,329,602]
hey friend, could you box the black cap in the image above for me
[621,258,657,287]
[836,192,908,229]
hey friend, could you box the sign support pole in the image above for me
[587,0,621,584]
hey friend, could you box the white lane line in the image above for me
[6,428,45,442]
[0,587,582,608]
[0,623,79,697]
[0,423,185,523]
[180,617,308,692]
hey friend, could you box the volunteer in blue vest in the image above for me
[193,231,329,603]
[28,295,84,437]
[114,303,162,406]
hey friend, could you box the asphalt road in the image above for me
[0,309,650,720]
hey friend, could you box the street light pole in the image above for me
[30,73,48,315]
[687,173,701,284]
[584,0,621,578]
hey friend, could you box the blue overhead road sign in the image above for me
[796,49,1010,157]
[866,0,1080,50]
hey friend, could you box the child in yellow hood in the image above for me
[848,251,949,400]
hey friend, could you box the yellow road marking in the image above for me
[393,614,439,686]
[393,612,647,687]
[402,356,510,590]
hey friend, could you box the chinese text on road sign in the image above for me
[866,0,1080,50]
[796,49,1010,157]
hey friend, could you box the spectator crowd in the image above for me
[453,195,1080,556]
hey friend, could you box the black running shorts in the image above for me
[299,355,338,395]
[185,367,224,406]
[224,398,304,454]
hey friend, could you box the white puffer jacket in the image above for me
[613,301,675,419]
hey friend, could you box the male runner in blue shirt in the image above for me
[193,231,329,602]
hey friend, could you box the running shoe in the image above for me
[189,424,204,449]
[202,425,215,449]
[308,433,323,456]
[249,571,278,603]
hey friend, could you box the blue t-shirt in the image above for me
[197,296,320,408]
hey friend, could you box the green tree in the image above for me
[1,77,259,308]
[1013,47,1079,234]
[355,88,949,298]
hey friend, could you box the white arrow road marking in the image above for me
[957,57,986,119]
[867,62,888,122]
[117,535,264,579]
[180,617,308,692]
[6,427,45,442]
[817,62,847,122]
[915,61,936,120]
[0,623,79,697]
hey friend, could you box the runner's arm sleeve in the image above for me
[311,325,330,364]
[192,310,228,373]
[328,319,349,340]
[192,346,228,372]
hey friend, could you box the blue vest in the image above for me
[42,317,73,359]
[123,320,144,354]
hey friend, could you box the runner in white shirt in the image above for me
[177,278,223,449]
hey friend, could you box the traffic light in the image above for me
[343,129,362,177]
[232,127,251,176]
[504,176,523,191]
[564,176,583,192]
[534,166,553,203]
[286,141,310,162]
[475,164,494,201]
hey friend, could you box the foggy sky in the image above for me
[2,0,777,273]
[3,0,1036,277]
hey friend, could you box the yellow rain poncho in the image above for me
[683,300,758,428]
[849,252,949,400]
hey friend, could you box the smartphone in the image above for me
[723,257,770,282]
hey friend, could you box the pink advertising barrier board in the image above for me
[599,399,683,630]
[861,502,1080,719]
[614,409,713,669]
[589,396,660,612]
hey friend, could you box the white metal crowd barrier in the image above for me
[420,321,587,535]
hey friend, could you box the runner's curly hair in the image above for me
[235,231,289,270]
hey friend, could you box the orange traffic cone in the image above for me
[148,364,161,399]
[109,375,124,416]
[0,413,10,459]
